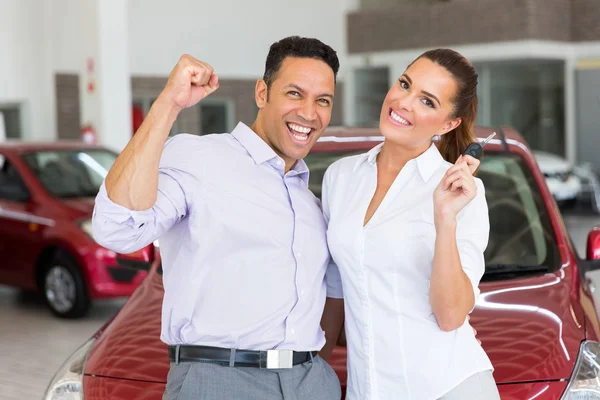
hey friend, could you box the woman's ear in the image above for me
[439,118,462,136]
[255,79,268,109]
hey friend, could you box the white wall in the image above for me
[49,0,86,73]
[127,0,352,81]
[0,0,55,141]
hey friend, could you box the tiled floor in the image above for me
[0,290,125,399]
[0,210,599,400]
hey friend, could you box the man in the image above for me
[92,36,344,400]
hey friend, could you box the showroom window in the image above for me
[199,99,234,135]
[0,105,22,139]
[133,98,233,136]
[475,60,565,156]
[353,66,389,127]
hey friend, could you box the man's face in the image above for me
[255,57,335,169]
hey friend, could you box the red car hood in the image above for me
[62,197,96,216]
[85,271,169,383]
[469,270,584,383]
[85,269,585,385]
[330,270,585,387]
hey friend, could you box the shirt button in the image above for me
[277,160,283,166]
[296,252,301,257]
[291,328,296,335]
[300,290,305,296]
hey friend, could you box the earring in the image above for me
[432,135,441,141]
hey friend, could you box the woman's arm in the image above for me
[319,297,345,361]
[429,155,487,331]
[429,218,475,331]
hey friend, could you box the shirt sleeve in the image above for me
[322,165,344,299]
[91,135,194,254]
[456,178,490,303]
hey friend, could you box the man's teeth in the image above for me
[390,110,410,126]
[288,123,311,141]
[288,123,311,134]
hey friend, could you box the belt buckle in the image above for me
[260,349,293,369]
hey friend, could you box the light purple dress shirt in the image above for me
[92,122,331,351]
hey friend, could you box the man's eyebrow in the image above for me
[285,84,334,99]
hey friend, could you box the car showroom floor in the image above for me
[1,209,599,400]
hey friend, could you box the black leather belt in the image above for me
[168,345,318,369]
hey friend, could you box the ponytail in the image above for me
[438,98,478,163]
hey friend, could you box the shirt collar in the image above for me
[354,142,445,183]
[230,122,310,185]
[289,159,310,186]
[231,122,277,165]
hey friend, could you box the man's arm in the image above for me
[92,55,219,253]
[105,55,219,210]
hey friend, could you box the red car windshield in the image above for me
[303,150,562,280]
[22,149,117,198]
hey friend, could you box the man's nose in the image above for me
[297,100,317,121]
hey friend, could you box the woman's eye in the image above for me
[399,79,409,90]
[422,98,435,108]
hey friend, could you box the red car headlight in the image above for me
[561,341,600,399]
[43,337,96,400]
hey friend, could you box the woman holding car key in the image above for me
[319,49,500,399]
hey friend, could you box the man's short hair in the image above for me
[263,36,340,91]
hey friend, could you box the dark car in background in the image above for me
[44,127,600,399]
[0,141,154,318]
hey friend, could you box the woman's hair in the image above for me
[411,49,478,163]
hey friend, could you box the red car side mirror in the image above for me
[586,227,600,260]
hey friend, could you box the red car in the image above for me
[44,127,600,399]
[0,142,153,318]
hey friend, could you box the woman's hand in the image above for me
[433,155,480,225]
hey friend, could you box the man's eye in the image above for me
[289,91,300,96]
[318,99,330,106]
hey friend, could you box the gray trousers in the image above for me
[163,355,341,400]
[438,370,500,400]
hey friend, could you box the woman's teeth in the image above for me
[390,110,411,126]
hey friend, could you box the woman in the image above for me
[320,49,500,399]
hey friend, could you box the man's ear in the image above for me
[439,117,461,136]
[255,79,268,109]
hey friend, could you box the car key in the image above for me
[462,132,496,160]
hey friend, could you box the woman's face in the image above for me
[379,57,461,152]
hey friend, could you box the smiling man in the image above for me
[251,53,334,171]
[91,36,342,400]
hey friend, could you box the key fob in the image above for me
[463,142,483,159]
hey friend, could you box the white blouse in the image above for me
[324,142,493,400]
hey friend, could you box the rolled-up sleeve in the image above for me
[92,136,194,254]
[456,179,490,301]
[322,166,344,299]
